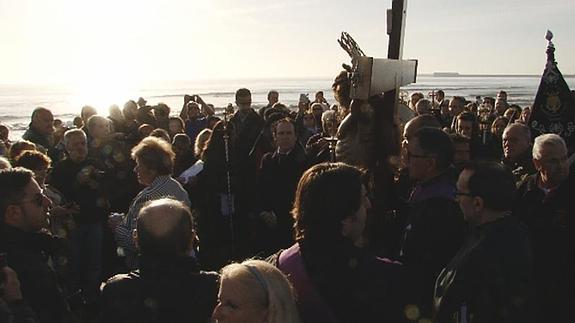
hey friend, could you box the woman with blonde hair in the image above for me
[176,129,211,184]
[194,128,212,159]
[213,259,300,323]
[109,136,190,269]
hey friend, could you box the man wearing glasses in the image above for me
[0,167,71,322]
[399,127,467,321]
[434,161,534,323]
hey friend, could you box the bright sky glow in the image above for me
[0,0,573,85]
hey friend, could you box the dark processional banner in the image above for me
[530,31,575,152]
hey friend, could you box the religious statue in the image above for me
[334,32,417,169]
[333,69,376,169]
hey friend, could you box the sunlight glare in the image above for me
[68,75,140,116]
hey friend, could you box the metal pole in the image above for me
[222,115,235,254]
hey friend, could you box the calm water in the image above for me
[1,76,574,140]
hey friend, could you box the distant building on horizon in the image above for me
[433,72,460,77]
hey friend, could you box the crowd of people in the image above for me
[0,73,573,323]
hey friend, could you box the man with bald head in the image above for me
[22,107,54,152]
[398,128,467,320]
[501,123,535,183]
[101,198,219,323]
[135,199,196,257]
[402,115,442,163]
[396,115,443,201]
[380,115,448,283]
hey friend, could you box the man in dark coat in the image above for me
[381,115,443,259]
[256,118,308,255]
[434,162,534,323]
[22,107,54,152]
[399,127,467,321]
[22,107,63,162]
[49,129,109,303]
[228,88,269,256]
[230,88,269,162]
[514,134,575,323]
[0,168,71,323]
[101,198,219,323]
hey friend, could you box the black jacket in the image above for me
[22,126,62,163]
[0,299,38,323]
[229,108,267,163]
[0,226,71,323]
[255,144,309,254]
[49,158,109,224]
[434,217,534,323]
[101,255,219,323]
[399,171,468,320]
[502,149,536,185]
[514,173,575,322]
[229,108,269,211]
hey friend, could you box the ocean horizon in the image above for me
[2,75,574,140]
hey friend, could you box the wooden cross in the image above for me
[340,0,417,250]
[341,0,417,146]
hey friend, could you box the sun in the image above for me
[67,75,141,116]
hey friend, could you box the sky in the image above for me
[0,0,573,86]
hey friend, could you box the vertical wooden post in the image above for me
[370,0,408,252]
[387,0,407,60]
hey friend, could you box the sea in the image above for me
[1,75,574,141]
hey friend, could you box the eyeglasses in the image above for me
[19,193,48,207]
